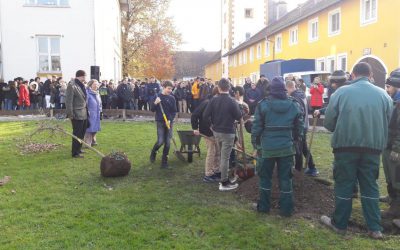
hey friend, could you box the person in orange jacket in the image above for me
[18,80,30,110]
[191,77,201,111]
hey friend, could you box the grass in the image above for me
[0,120,399,249]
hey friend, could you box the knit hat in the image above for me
[329,70,347,82]
[386,69,400,88]
[270,77,287,99]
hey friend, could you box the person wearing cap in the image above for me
[382,69,400,223]
[251,76,304,217]
[256,74,270,99]
[66,70,88,159]
[320,63,393,239]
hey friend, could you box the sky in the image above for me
[168,0,308,52]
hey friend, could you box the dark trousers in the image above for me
[332,152,381,231]
[152,121,173,157]
[71,119,87,156]
[138,100,147,110]
[294,132,315,171]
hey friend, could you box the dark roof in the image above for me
[224,0,342,57]
[173,51,217,79]
[206,51,222,65]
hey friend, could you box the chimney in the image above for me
[276,1,288,20]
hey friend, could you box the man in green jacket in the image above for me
[321,62,393,239]
[382,69,400,221]
[251,77,304,217]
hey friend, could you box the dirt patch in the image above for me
[236,171,400,235]
[17,142,62,154]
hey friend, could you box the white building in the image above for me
[0,0,127,82]
[220,0,287,78]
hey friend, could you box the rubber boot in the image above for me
[150,144,159,163]
[382,199,400,219]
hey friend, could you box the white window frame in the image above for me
[239,52,243,66]
[308,17,319,42]
[245,8,254,19]
[265,40,270,57]
[328,8,341,37]
[250,47,255,62]
[289,26,298,46]
[337,53,348,72]
[37,36,62,73]
[360,0,378,26]
[256,43,262,59]
[25,0,70,7]
[316,57,326,71]
[233,54,237,67]
[243,50,247,64]
[275,33,282,53]
[326,56,336,73]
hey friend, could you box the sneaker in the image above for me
[320,215,346,235]
[219,181,239,191]
[305,168,319,177]
[203,175,219,183]
[368,231,383,240]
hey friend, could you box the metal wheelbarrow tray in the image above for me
[177,130,201,163]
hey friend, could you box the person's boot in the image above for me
[150,145,158,163]
[161,155,169,169]
[381,200,400,219]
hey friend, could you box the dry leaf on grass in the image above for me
[0,176,11,186]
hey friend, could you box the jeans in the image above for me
[152,121,173,157]
[123,101,132,110]
[4,99,13,110]
[294,132,316,171]
[214,132,236,183]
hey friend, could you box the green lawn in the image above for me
[0,121,399,249]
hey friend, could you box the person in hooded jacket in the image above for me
[251,77,304,217]
[18,81,30,110]
[286,80,319,176]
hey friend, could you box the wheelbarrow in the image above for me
[177,130,201,163]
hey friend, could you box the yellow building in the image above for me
[205,51,222,82]
[220,0,400,88]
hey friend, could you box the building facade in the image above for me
[0,0,125,82]
[225,0,400,88]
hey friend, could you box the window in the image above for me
[361,0,377,25]
[265,40,270,57]
[316,58,325,71]
[233,54,237,67]
[251,73,257,84]
[243,50,247,64]
[308,18,319,42]
[239,52,243,65]
[289,26,298,45]
[250,47,254,62]
[256,43,262,59]
[275,34,282,53]
[25,0,69,6]
[245,32,251,41]
[37,36,61,73]
[245,9,254,18]
[327,56,336,73]
[337,53,347,71]
[329,9,341,36]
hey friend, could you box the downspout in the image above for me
[0,0,4,81]
[92,0,96,66]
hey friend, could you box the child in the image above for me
[150,81,177,169]
[203,78,242,191]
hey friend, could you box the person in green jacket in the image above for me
[251,77,304,217]
[381,69,400,221]
[320,62,393,239]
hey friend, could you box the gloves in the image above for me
[390,151,400,162]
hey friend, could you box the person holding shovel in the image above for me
[321,63,393,239]
[149,81,177,169]
[251,77,304,217]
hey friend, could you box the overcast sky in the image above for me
[168,0,308,51]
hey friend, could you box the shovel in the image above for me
[158,98,186,162]
[235,119,255,180]
[305,116,318,169]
